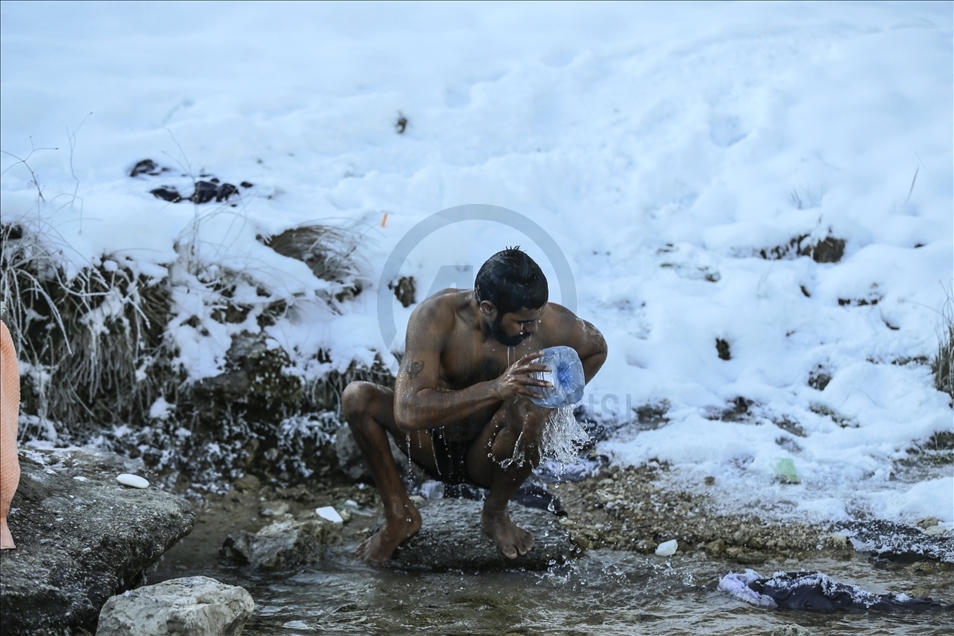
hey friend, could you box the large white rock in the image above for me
[96,576,254,636]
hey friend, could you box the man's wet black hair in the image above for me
[474,246,548,314]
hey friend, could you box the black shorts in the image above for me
[429,427,471,485]
[394,427,472,485]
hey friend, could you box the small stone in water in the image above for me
[315,506,343,524]
[116,474,149,489]
[655,539,678,556]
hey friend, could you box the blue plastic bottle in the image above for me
[530,346,585,408]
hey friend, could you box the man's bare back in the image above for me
[342,249,606,563]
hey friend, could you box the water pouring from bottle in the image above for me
[501,347,589,468]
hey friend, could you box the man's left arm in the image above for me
[549,304,607,384]
[576,319,607,383]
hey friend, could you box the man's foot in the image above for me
[481,507,534,559]
[355,508,421,563]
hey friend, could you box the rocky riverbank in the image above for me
[7,442,944,635]
[151,455,953,590]
[0,448,194,636]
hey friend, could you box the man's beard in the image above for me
[491,316,530,347]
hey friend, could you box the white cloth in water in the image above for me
[718,571,778,608]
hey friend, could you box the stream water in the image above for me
[154,540,951,635]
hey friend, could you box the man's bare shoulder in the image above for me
[407,288,471,332]
[542,302,604,346]
[541,302,584,331]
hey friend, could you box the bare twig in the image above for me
[1,137,59,202]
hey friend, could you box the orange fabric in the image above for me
[0,320,20,549]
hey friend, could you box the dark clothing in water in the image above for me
[720,571,946,612]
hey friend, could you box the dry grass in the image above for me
[1,214,382,487]
[261,224,368,304]
[934,290,954,400]
[1,223,174,440]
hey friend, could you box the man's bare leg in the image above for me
[342,381,437,562]
[467,399,544,559]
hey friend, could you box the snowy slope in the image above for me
[1,2,951,525]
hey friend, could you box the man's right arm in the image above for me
[392,297,549,432]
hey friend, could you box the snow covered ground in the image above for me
[2,2,951,527]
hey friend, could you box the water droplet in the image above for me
[431,428,442,476]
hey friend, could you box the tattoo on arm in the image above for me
[406,360,425,379]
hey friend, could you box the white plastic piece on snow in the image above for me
[315,506,343,524]
[655,539,678,556]
[116,474,149,489]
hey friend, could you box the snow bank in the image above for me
[2,2,951,523]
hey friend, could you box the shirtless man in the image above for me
[342,247,606,563]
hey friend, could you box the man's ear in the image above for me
[479,300,496,318]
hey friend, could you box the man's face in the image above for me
[489,306,546,347]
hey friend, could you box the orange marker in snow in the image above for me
[381,213,388,228]
[0,319,20,550]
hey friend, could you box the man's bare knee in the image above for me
[342,381,379,426]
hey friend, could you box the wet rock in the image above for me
[510,481,565,515]
[258,501,290,518]
[574,535,594,550]
[635,538,657,554]
[735,550,767,565]
[0,449,193,636]
[220,518,340,570]
[232,474,261,493]
[392,498,579,571]
[704,539,726,556]
[96,576,253,636]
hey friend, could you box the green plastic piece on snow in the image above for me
[771,458,800,484]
